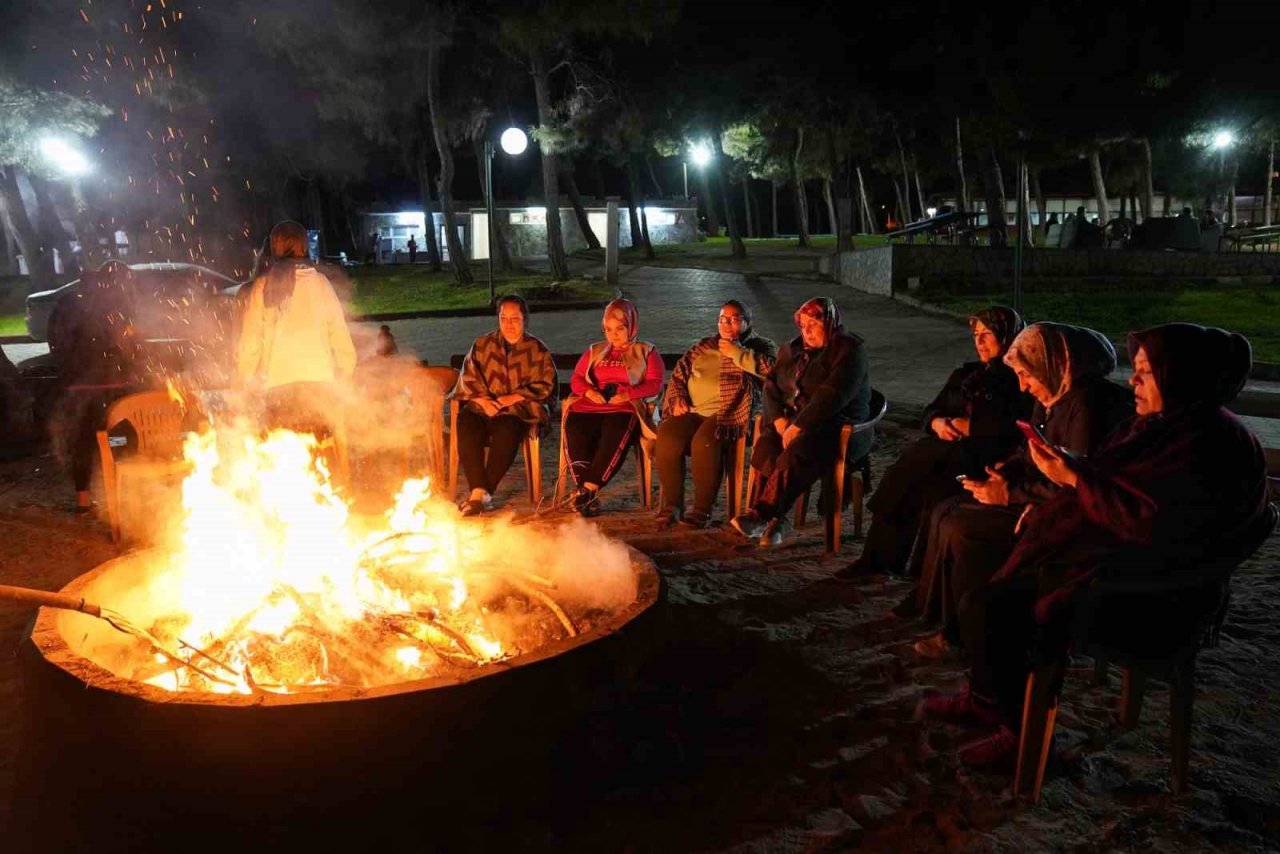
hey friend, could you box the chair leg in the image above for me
[794,490,809,529]
[744,466,757,510]
[730,438,746,519]
[824,467,845,555]
[447,405,459,500]
[850,476,865,540]
[635,445,652,509]
[1170,658,1195,794]
[1118,666,1147,730]
[524,435,542,508]
[1014,663,1061,803]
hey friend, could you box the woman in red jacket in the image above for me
[562,299,664,516]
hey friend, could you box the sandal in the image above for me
[678,508,711,529]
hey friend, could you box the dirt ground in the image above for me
[0,421,1277,852]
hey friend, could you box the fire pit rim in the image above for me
[28,543,662,708]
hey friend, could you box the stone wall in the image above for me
[823,245,1280,295]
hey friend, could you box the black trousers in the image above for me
[750,422,842,519]
[959,575,1070,730]
[915,496,1022,632]
[860,436,968,574]
[654,413,728,512]
[455,408,528,495]
[58,387,124,492]
[564,410,637,488]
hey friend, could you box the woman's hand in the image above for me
[774,417,790,437]
[962,466,1009,505]
[669,399,690,417]
[931,417,963,442]
[475,398,502,417]
[949,417,970,437]
[584,389,606,404]
[1028,440,1078,488]
[496,393,524,409]
[608,391,630,405]
[782,424,803,448]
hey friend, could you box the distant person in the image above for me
[1178,206,1194,219]
[367,231,380,264]
[407,234,418,265]
[375,324,398,357]
[1075,205,1087,222]
[1201,207,1219,228]
[237,220,356,438]
[1045,213,1059,227]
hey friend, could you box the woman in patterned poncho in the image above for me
[453,295,556,515]
[654,300,776,528]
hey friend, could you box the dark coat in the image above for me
[920,360,1031,470]
[763,328,872,459]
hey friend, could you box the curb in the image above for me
[0,335,34,345]
[891,293,1280,382]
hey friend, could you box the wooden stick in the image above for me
[0,584,103,617]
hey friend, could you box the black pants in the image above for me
[58,387,124,492]
[860,436,969,574]
[564,410,637,488]
[959,575,1070,730]
[750,422,842,519]
[455,408,528,495]
[655,413,728,512]
[915,496,1022,632]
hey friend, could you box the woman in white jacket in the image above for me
[237,221,356,439]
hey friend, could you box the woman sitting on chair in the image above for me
[921,323,1270,769]
[453,295,556,516]
[841,306,1028,577]
[907,322,1133,656]
[655,300,776,529]
[563,298,664,516]
[730,297,871,547]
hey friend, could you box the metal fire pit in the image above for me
[15,546,664,847]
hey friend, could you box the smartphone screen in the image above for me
[1015,419,1049,445]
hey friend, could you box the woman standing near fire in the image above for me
[236,221,357,439]
[562,298,664,516]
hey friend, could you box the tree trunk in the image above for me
[893,122,912,222]
[1088,145,1110,227]
[27,175,78,277]
[891,178,907,229]
[1030,167,1047,242]
[823,179,838,238]
[742,179,755,238]
[700,167,721,238]
[1266,136,1275,227]
[980,146,1008,246]
[3,218,18,276]
[913,167,926,219]
[625,156,652,258]
[771,180,779,237]
[955,117,969,211]
[561,161,601,250]
[793,128,811,246]
[416,145,443,271]
[530,51,569,279]
[0,168,52,292]
[634,159,655,259]
[1139,137,1155,222]
[426,38,471,283]
[711,130,746,258]
[645,154,665,198]
[1227,154,1239,226]
[857,167,876,234]
[590,158,606,199]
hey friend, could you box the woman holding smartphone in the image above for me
[562,298,664,516]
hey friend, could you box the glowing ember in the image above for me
[111,420,638,696]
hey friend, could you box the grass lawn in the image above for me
[928,284,1280,363]
[347,263,613,316]
[0,276,29,337]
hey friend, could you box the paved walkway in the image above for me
[5,264,1279,448]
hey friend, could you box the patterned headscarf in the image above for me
[602,298,640,343]
[793,297,841,348]
[1004,322,1116,408]
[968,306,1025,352]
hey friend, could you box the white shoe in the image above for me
[730,511,768,540]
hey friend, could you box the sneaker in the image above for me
[913,632,951,659]
[918,684,1001,728]
[574,488,600,517]
[678,508,711,529]
[729,510,768,540]
[957,725,1018,768]
[758,516,790,547]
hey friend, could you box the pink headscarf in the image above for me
[602,298,640,343]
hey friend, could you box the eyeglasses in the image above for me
[717,315,744,324]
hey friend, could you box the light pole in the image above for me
[1212,130,1234,224]
[485,127,529,302]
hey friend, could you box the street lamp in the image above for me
[484,127,529,302]
[1212,130,1234,150]
[39,136,91,176]
[1211,130,1235,223]
[684,141,712,198]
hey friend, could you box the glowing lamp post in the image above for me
[1212,130,1235,224]
[684,141,712,198]
[39,136,91,176]
[484,127,529,301]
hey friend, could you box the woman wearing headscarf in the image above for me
[839,306,1028,577]
[908,322,1133,657]
[237,221,356,435]
[730,297,871,547]
[655,300,777,528]
[453,295,556,515]
[923,324,1270,768]
[562,298,664,515]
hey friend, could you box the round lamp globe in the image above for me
[500,127,529,156]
